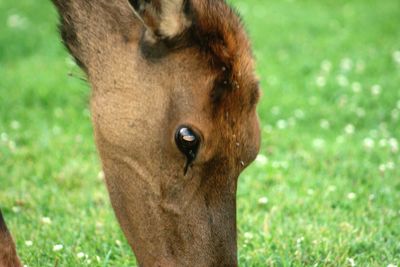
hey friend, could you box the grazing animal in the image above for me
[2,0,260,266]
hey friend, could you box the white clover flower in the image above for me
[271,106,280,115]
[320,119,330,129]
[363,138,375,150]
[296,237,304,245]
[356,60,365,73]
[41,217,52,224]
[347,192,356,200]
[276,119,288,129]
[77,252,86,259]
[25,240,33,247]
[10,121,21,130]
[386,161,395,170]
[328,185,337,192]
[337,75,349,87]
[255,154,268,166]
[294,109,305,119]
[7,14,27,29]
[321,60,332,73]
[393,109,400,120]
[387,264,398,267]
[379,139,387,147]
[344,124,355,135]
[312,138,325,150]
[379,164,386,172]
[351,82,362,93]
[115,240,122,246]
[258,197,268,205]
[347,258,356,267]
[97,171,105,180]
[12,207,20,213]
[53,244,63,252]
[355,107,366,118]
[316,76,326,88]
[1,132,8,142]
[371,84,382,96]
[389,138,398,153]
[341,58,353,72]
[393,50,400,64]
[244,232,254,239]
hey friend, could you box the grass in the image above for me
[0,0,399,266]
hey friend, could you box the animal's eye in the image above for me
[175,126,200,174]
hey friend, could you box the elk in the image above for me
[0,0,260,266]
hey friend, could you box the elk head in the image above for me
[53,0,261,265]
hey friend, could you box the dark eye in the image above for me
[175,126,200,174]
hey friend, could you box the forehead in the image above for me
[141,0,259,113]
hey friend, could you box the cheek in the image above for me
[242,112,261,164]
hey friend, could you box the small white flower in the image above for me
[12,207,20,213]
[10,121,21,130]
[347,192,356,200]
[356,61,365,73]
[320,119,330,129]
[312,138,325,150]
[316,76,326,88]
[392,109,400,120]
[371,84,382,96]
[77,252,85,258]
[344,124,355,135]
[379,139,387,147]
[53,244,63,252]
[328,185,336,192]
[363,138,375,150]
[25,240,33,247]
[393,50,400,64]
[387,264,398,267]
[296,237,304,245]
[389,138,398,153]
[351,82,362,93]
[41,217,52,225]
[386,161,395,170]
[294,109,305,119]
[1,132,8,142]
[115,240,122,246]
[379,164,386,172]
[244,232,253,239]
[341,58,353,72]
[255,154,268,166]
[271,106,280,115]
[347,257,356,267]
[7,14,27,29]
[276,119,288,129]
[337,75,349,87]
[321,60,332,72]
[97,171,105,180]
[355,108,366,118]
[258,197,268,205]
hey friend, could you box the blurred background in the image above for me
[0,0,399,266]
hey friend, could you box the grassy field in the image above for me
[1,0,399,266]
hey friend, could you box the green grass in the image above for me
[1,0,399,266]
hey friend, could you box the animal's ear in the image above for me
[128,0,191,41]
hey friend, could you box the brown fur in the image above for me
[0,210,21,267]
[4,0,261,266]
